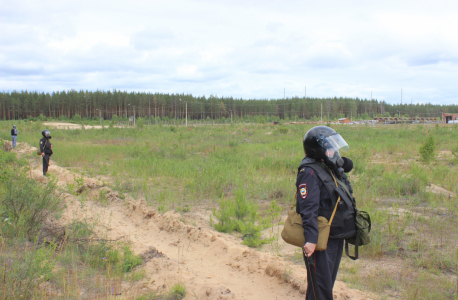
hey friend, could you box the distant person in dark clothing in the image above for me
[11,125,18,148]
[39,129,53,176]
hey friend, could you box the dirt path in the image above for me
[14,141,373,300]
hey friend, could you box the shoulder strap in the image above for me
[298,159,338,203]
[295,159,342,226]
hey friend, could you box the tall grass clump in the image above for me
[211,190,281,247]
[0,241,58,299]
[0,175,60,239]
[0,144,61,299]
[419,135,436,163]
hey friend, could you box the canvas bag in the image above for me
[37,139,47,155]
[281,171,342,250]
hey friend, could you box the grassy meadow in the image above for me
[1,119,458,299]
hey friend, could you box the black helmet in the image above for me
[42,129,51,139]
[303,126,349,172]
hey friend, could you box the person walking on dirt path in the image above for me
[297,126,356,300]
[11,125,18,148]
[39,129,53,176]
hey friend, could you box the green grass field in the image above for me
[1,120,458,299]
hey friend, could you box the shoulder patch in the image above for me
[299,183,308,199]
[299,168,306,173]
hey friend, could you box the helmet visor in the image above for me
[323,134,349,155]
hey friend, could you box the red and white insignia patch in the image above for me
[299,183,308,199]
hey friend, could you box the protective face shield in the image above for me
[317,133,349,174]
[42,129,52,139]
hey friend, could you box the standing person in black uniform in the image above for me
[11,125,18,148]
[39,129,53,176]
[297,126,356,300]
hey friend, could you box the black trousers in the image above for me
[304,238,344,300]
[43,154,50,175]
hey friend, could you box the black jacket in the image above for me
[295,157,356,244]
[11,129,17,136]
[39,138,53,155]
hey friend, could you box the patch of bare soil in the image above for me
[426,184,456,198]
[43,122,112,129]
[16,141,374,300]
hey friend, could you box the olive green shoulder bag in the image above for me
[281,172,341,250]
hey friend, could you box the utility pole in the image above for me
[321,103,323,123]
[185,101,188,127]
[97,109,102,127]
[371,91,372,117]
[327,102,329,120]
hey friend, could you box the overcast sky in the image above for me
[1,0,457,104]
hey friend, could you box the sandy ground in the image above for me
[43,122,112,129]
[10,141,373,300]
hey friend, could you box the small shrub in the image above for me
[72,114,81,122]
[212,194,235,233]
[137,117,145,129]
[234,189,250,221]
[256,117,266,124]
[229,140,238,147]
[242,232,273,248]
[419,135,436,163]
[0,174,60,239]
[130,268,147,281]
[170,283,186,298]
[212,191,278,248]
[122,245,142,272]
[451,145,458,160]
[278,127,289,134]
[97,189,109,206]
[260,200,282,228]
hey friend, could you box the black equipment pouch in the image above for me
[345,210,371,260]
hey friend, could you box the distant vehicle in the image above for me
[448,120,458,124]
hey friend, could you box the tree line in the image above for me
[1,90,456,121]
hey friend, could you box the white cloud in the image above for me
[0,0,457,104]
